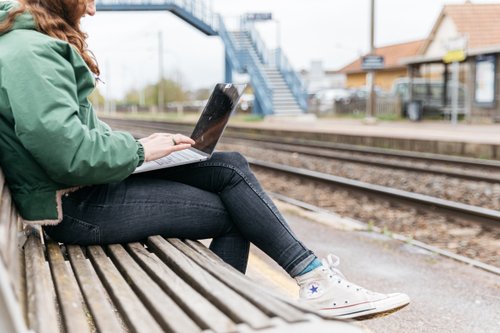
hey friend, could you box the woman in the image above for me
[0,0,409,319]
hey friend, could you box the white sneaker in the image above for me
[295,254,410,319]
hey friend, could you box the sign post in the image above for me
[365,0,379,124]
[443,36,467,125]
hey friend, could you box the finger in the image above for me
[173,134,195,145]
[168,143,192,153]
[152,133,173,138]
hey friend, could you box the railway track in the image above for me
[102,116,499,270]
[101,116,499,225]
[269,192,500,276]
[102,117,500,183]
[248,158,500,229]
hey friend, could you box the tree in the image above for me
[89,87,105,110]
[123,78,188,107]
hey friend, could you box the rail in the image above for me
[248,158,500,228]
[238,15,307,112]
[95,0,218,35]
[100,117,500,165]
[274,48,308,111]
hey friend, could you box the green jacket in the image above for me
[0,1,144,224]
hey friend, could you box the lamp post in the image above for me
[365,0,377,123]
[158,30,165,113]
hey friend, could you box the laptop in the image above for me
[133,83,246,174]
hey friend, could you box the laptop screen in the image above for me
[191,83,245,155]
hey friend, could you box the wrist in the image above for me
[136,140,145,166]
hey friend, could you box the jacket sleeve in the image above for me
[4,42,143,186]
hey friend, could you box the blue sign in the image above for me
[362,55,385,71]
[244,13,273,21]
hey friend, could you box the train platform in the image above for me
[244,200,500,333]
[98,113,500,159]
[236,117,500,145]
[227,117,500,159]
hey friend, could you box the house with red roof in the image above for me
[339,40,425,91]
[339,2,500,121]
[402,2,500,121]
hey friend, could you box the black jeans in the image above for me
[45,152,315,276]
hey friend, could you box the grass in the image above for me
[316,112,405,122]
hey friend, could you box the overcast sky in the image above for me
[83,0,499,98]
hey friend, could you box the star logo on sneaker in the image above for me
[307,282,320,297]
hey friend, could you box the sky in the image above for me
[82,0,500,99]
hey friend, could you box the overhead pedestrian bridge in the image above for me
[95,0,308,116]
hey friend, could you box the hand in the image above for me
[139,133,195,162]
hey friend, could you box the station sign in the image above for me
[361,55,385,71]
[443,50,466,63]
[443,36,467,63]
[244,13,273,21]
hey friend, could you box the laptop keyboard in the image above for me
[153,149,206,166]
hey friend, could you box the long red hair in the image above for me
[0,0,100,76]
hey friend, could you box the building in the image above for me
[403,3,500,122]
[300,60,347,96]
[339,40,425,91]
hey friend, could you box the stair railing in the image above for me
[275,47,308,111]
[96,0,217,31]
[242,19,307,112]
[243,19,270,65]
[169,0,216,30]
[218,15,274,115]
[217,16,244,72]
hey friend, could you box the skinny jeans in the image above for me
[44,152,315,276]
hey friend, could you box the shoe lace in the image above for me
[321,254,374,294]
[321,254,346,280]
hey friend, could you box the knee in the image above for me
[214,151,249,170]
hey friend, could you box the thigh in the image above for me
[44,176,234,245]
[140,151,254,193]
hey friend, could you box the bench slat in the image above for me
[186,240,330,318]
[87,245,164,333]
[7,205,21,300]
[178,239,307,323]
[46,242,92,333]
[66,245,126,333]
[25,237,60,333]
[107,244,202,333]
[147,236,272,330]
[0,182,12,266]
[127,242,237,333]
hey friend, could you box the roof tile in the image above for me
[339,40,425,73]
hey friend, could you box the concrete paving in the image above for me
[245,205,500,333]
[232,117,500,145]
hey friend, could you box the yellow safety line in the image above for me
[247,252,298,298]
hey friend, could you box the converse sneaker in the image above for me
[295,254,410,319]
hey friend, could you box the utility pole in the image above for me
[365,0,377,123]
[158,31,164,113]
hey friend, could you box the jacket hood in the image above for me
[0,1,36,35]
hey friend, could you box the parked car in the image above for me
[391,78,466,120]
[238,93,254,112]
[347,86,389,101]
[312,88,352,113]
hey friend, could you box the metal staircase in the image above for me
[96,0,217,35]
[216,16,307,116]
[95,0,307,116]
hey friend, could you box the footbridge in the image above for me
[95,0,307,115]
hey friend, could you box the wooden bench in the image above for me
[0,170,364,333]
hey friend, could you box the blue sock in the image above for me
[296,258,322,276]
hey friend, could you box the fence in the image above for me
[310,96,402,118]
